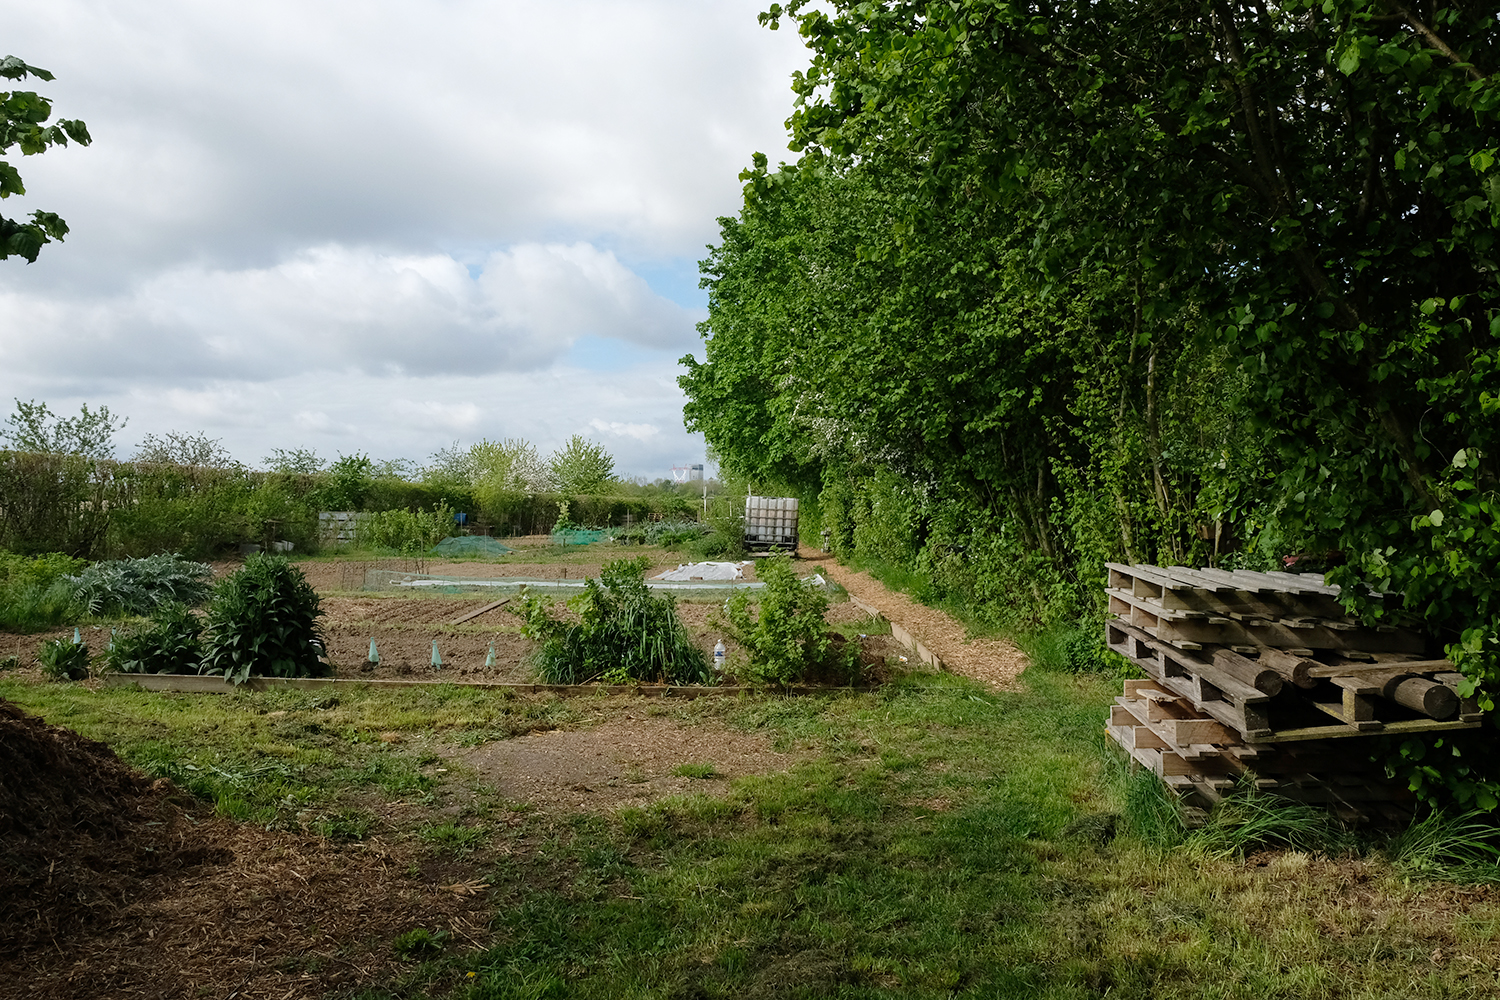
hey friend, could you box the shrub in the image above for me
[520,556,710,685]
[107,603,204,675]
[718,555,858,686]
[353,503,457,553]
[69,553,214,616]
[199,554,328,684]
[38,637,90,681]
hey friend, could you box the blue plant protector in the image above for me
[431,641,443,670]
[485,642,496,668]
[72,627,81,644]
[368,637,379,664]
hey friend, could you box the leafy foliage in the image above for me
[0,56,90,262]
[1,399,124,459]
[68,553,214,617]
[37,636,89,681]
[549,435,616,495]
[106,603,204,675]
[199,555,328,685]
[353,503,457,553]
[685,0,1500,806]
[718,555,858,685]
[519,556,710,685]
[133,431,235,468]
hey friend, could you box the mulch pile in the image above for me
[0,697,491,1000]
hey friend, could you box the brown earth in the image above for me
[462,712,808,813]
[0,698,491,1000]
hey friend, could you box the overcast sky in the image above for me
[0,0,811,477]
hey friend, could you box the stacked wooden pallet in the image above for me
[1104,563,1483,825]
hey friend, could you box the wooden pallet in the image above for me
[1106,680,1416,826]
[1107,620,1482,742]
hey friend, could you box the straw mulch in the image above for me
[0,698,490,1000]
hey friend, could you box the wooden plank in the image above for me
[1306,658,1455,679]
[448,597,511,625]
[1164,718,1238,745]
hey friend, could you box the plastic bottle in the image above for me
[714,640,726,672]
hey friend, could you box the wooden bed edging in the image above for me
[99,673,870,698]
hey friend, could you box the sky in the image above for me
[0,0,813,478]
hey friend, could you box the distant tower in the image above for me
[688,464,704,482]
[671,464,692,484]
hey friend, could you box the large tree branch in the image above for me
[1379,0,1488,81]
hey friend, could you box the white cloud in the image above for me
[0,0,806,477]
[0,242,697,382]
[588,419,661,442]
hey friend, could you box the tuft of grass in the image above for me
[1186,786,1352,859]
[419,821,489,853]
[1389,809,1500,883]
[672,762,718,779]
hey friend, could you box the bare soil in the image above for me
[0,698,491,1000]
[462,712,808,813]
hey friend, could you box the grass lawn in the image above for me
[4,664,1500,999]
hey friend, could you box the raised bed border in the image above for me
[100,673,869,697]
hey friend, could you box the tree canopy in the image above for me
[682,1,1500,804]
[0,56,90,262]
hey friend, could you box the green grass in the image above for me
[5,666,1500,998]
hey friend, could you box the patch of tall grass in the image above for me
[1389,809,1500,883]
[0,550,86,632]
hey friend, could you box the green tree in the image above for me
[135,431,236,468]
[1,56,90,262]
[264,447,324,474]
[1,398,126,458]
[549,435,615,495]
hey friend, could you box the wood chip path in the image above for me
[800,550,1029,691]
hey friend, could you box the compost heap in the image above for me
[0,697,217,958]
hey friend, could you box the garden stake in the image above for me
[431,641,442,670]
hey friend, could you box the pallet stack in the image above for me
[1103,563,1483,825]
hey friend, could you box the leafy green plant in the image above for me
[68,553,213,616]
[37,636,89,681]
[0,655,17,671]
[199,554,329,685]
[717,554,858,686]
[106,602,204,675]
[392,927,449,962]
[520,556,710,685]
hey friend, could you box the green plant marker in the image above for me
[485,642,495,668]
[431,641,442,670]
[368,637,379,664]
[72,627,81,644]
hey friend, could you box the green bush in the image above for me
[717,554,858,685]
[353,503,457,553]
[520,556,710,685]
[68,553,213,617]
[199,554,328,685]
[38,636,89,681]
[107,603,204,675]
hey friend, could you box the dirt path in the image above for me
[800,549,1029,691]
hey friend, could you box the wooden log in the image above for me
[1254,647,1319,689]
[1210,647,1285,696]
[1387,676,1459,720]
